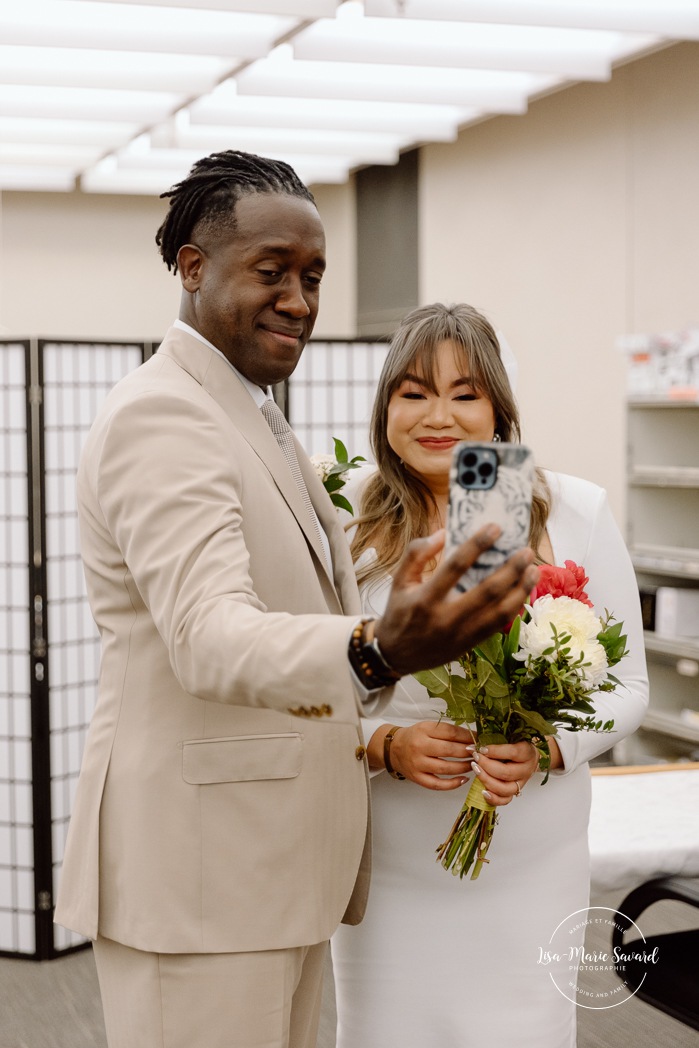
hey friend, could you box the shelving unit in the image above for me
[627,396,699,754]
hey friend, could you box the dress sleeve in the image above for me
[552,486,649,774]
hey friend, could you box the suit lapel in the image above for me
[157,329,351,614]
[304,455,362,616]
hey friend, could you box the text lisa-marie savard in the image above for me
[537,945,660,967]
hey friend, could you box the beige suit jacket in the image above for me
[54,327,381,954]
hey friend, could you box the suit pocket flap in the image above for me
[182,733,303,785]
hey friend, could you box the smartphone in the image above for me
[446,442,534,592]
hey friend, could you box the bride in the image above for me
[331,302,648,1048]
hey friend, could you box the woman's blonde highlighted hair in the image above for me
[350,302,550,588]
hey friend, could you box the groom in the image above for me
[54,149,538,1048]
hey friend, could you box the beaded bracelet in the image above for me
[348,617,402,691]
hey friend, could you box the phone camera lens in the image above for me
[462,469,477,486]
[463,452,478,467]
[478,462,494,477]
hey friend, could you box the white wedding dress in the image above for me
[331,469,648,1048]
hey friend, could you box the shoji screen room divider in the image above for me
[1,340,147,958]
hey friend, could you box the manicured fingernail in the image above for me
[465,744,476,753]
[482,790,493,802]
[460,777,469,785]
[472,762,483,776]
[470,750,480,762]
[478,746,489,754]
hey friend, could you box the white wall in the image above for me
[311,181,356,339]
[0,180,356,342]
[419,42,699,526]
[0,192,178,341]
[2,41,698,526]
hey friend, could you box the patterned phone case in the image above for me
[446,443,534,592]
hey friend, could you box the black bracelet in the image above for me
[348,617,402,690]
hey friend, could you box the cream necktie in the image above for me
[261,398,328,567]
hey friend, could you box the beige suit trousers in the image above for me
[93,936,328,1048]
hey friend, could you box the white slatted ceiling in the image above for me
[0,0,695,194]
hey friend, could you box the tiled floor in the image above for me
[1,891,696,1048]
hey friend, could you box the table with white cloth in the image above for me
[589,764,699,895]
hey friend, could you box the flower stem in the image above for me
[436,776,498,880]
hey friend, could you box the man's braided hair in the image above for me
[155,150,316,273]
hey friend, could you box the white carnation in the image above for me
[515,594,609,689]
[309,453,337,482]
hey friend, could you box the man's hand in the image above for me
[374,524,539,676]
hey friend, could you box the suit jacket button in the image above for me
[355,746,366,761]
[288,707,300,716]
[310,706,321,717]
[321,704,332,716]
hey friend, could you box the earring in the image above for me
[493,432,502,443]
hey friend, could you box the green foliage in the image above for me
[423,609,622,791]
[330,438,365,473]
[424,591,628,880]
[333,436,349,463]
[330,492,354,514]
[415,665,476,724]
[413,665,450,694]
[596,614,629,666]
[320,439,366,515]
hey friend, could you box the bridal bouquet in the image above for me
[414,561,628,881]
[310,438,365,514]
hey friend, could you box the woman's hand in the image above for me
[368,721,476,791]
[368,725,564,801]
[469,741,541,805]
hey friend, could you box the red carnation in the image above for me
[530,560,593,607]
